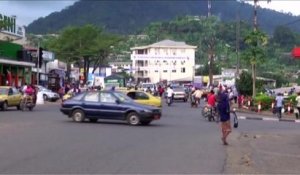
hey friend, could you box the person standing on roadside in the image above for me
[295,92,300,119]
[275,93,284,119]
[217,88,231,145]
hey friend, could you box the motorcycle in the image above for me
[166,96,172,106]
[20,95,35,111]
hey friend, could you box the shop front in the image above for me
[0,58,34,87]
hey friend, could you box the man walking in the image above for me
[275,93,284,119]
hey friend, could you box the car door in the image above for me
[12,87,21,105]
[100,92,125,120]
[82,92,101,117]
[7,88,14,106]
[135,92,150,106]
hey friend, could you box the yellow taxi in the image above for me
[62,89,73,101]
[0,86,22,111]
[124,90,162,108]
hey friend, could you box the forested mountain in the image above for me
[27,0,300,35]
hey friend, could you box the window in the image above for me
[155,70,158,72]
[100,92,116,103]
[172,70,176,73]
[163,70,168,73]
[12,87,19,94]
[181,67,186,73]
[72,93,85,101]
[136,92,149,100]
[84,92,99,102]
[172,49,176,55]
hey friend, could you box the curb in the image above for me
[238,116,300,123]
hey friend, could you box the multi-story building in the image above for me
[0,13,34,86]
[130,39,197,83]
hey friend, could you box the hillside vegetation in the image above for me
[27,0,300,35]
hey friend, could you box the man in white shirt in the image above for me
[275,93,284,119]
[167,86,174,98]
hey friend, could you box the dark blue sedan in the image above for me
[60,90,161,125]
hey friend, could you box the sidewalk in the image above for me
[232,103,300,123]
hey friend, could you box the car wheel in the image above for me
[43,94,48,101]
[89,118,98,123]
[127,112,140,126]
[72,109,85,122]
[140,120,151,125]
[2,101,8,111]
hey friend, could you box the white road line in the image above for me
[238,116,246,120]
[295,120,300,123]
[262,118,279,121]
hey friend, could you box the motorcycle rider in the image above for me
[166,85,174,105]
[192,87,203,107]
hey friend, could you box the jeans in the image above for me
[277,107,282,118]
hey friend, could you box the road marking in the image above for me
[295,120,300,123]
[238,116,246,120]
[262,118,279,121]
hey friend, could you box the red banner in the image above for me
[292,47,300,58]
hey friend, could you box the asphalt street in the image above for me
[0,100,299,174]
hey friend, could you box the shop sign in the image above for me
[0,13,25,37]
[42,51,55,61]
[107,79,118,83]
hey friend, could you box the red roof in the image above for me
[292,47,300,58]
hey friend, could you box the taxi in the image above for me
[0,86,22,111]
[123,90,162,108]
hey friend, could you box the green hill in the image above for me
[27,0,300,35]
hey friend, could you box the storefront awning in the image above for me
[0,58,35,67]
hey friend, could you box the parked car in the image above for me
[0,86,22,110]
[125,90,162,108]
[60,91,161,125]
[37,86,60,102]
[172,86,188,102]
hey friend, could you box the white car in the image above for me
[37,86,60,102]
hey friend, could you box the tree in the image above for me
[45,25,121,83]
[242,30,268,97]
[236,71,252,96]
[0,19,13,31]
[273,25,296,49]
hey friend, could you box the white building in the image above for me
[130,39,197,83]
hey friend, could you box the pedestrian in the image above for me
[295,92,300,119]
[217,88,231,145]
[275,93,284,119]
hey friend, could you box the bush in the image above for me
[254,94,274,110]
[285,95,297,106]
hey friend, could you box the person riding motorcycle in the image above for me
[23,85,35,104]
[192,87,203,106]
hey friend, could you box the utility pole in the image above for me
[208,0,211,17]
[253,0,258,31]
[37,41,40,86]
[236,2,241,78]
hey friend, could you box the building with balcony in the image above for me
[130,39,197,83]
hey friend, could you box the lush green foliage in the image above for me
[26,0,300,35]
[44,25,121,82]
[236,71,252,96]
[254,94,274,110]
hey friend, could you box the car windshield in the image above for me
[0,88,8,95]
[113,92,134,103]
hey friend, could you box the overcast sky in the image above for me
[0,0,299,27]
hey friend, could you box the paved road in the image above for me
[0,101,299,174]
